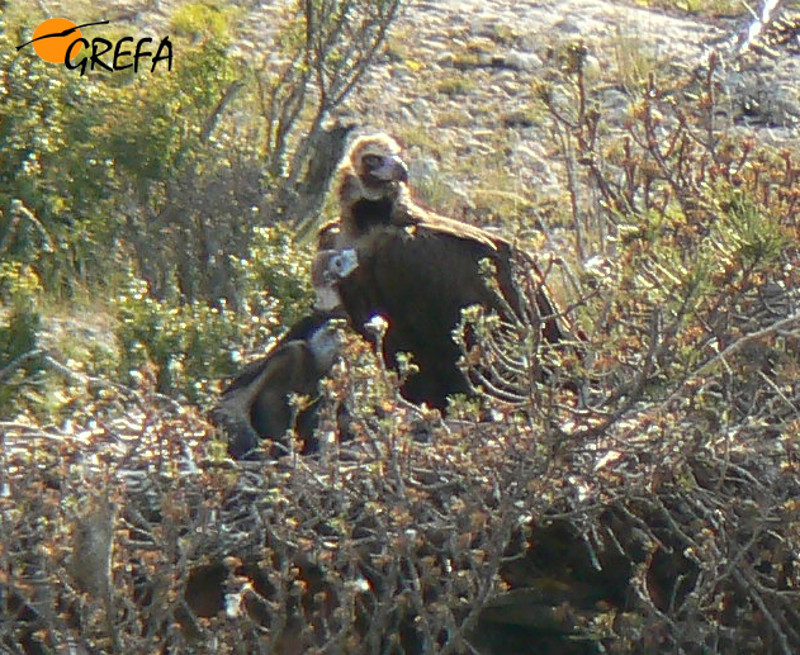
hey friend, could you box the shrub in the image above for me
[0,0,401,420]
[115,225,315,403]
[0,262,43,417]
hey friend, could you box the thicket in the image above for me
[0,0,401,413]
[2,2,800,655]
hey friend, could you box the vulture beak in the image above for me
[372,155,409,183]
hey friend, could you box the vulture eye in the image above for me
[329,249,357,279]
[362,154,382,169]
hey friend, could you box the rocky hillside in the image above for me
[114,0,800,211]
[343,0,799,215]
[3,1,800,653]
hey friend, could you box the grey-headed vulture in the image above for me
[213,313,344,459]
[311,247,358,312]
[321,133,575,410]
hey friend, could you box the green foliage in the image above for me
[171,1,234,42]
[0,30,116,291]
[105,40,236,186]
[235,225,316,330]
[0,9,239,296]
[717,187,789,267]
[115,225,315,403]
[116,276,242,401]
[0,263,43,417]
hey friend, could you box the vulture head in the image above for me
[311,248,359,311]
[304,315,346,373]
[338,133,409,217]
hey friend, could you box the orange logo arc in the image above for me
[32,18,84,63]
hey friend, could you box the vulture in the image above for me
[320,132,575,410]
[311,247,358,312]
[212,313,344,459]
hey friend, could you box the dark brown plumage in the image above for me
[213,313,344,459]
[322,133,574,409]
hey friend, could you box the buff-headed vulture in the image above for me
[321,133,577,409]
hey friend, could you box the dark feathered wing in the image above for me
[213,341,318,458]
[335,211,510,406]
[404,203,572,343]
[335,200,575,407]
[390,202,499,252]
[245,342,316,434]
[378,201,567,335]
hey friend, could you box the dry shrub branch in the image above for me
[2,37,800,655]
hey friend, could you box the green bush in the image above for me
[115,225,315,403]
[0,12,238,297]
[0,262,43,417]
[116,276,242,401]
[171,1,234,42]
[0,27,116,292]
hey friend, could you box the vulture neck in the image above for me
[351,196,394,234]
[343,180,414,240]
